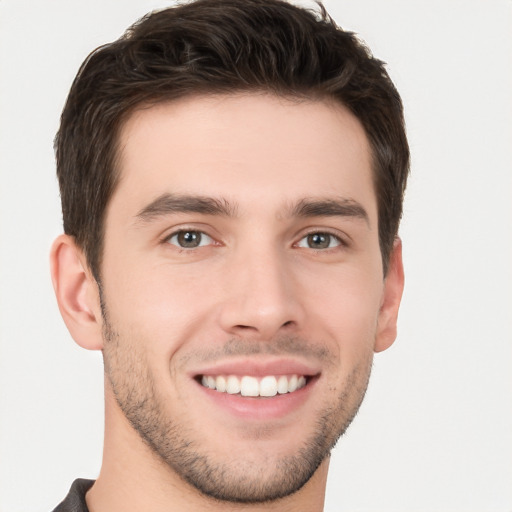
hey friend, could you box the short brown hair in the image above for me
[55,0,409,279]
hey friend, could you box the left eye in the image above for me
[167,230,213,248]
[296,232,342,250]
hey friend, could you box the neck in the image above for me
[86,385,329,512]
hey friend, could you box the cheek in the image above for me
[102,259,220,356]
[305,270,383,359]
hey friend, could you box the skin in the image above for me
[51,93,404,512]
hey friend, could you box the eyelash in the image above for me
[295,230,347,250]
[164,229,215,249]
[162,228,348,251]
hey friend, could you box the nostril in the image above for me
[233,321,295,332]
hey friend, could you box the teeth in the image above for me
[259,376,277,397]
[288,375,298,393]
[201,375,217,389]
[241,376,259,397]
[216,375,227,393]
[201,374,307,397]
[277,375,289,394]
[226,375,240,394]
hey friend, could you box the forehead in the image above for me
[112,93,376,219]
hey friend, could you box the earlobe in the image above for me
[50,234,104,351]
[374,238,405,353]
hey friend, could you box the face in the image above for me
[100,94,391,502]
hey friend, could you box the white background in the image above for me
[1,1,511,511]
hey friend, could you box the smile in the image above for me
[200,374,307,397]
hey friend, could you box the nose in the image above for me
[218,244,304,340]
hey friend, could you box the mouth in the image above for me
[190,359,320,419]
[198,374,308,397]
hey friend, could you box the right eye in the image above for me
[166,230,214,249]
[295,232,343,250]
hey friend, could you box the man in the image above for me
[50,0,408,510]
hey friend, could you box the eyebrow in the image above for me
[135,193,369,226]
[135,193,238,222]
[290,197,370,226]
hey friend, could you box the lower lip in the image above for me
[195,378,317,421]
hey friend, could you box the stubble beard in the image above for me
[101,309,373,504]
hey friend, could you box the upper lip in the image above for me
[189,357,321,379]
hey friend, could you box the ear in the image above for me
[374,237,405,353]
[50,234,104,350]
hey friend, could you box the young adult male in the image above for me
[50,0,409,510]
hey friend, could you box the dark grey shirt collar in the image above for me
[52,479,94,512]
